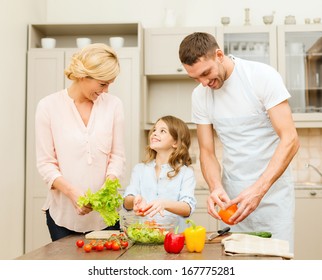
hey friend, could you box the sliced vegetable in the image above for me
[126,221,167,244]
[78,178,123,226]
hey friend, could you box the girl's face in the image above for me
[149,120,177,153]
[80,77,114,101]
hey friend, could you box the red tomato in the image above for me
[90,240,97,250]
[96,243,104,251]
[83,244,92,253]
[112,241,121,251]
[120,240,128,248]
[104,240,113,250]
[76,239,84,248]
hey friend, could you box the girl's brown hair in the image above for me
[144,115,192,179]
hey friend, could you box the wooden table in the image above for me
[15,233,282,260]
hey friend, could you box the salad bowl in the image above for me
[121,214,178,244]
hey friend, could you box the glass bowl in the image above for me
[121,213,178,245]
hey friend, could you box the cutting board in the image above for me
[85,230,121,240]
[205,232,231,243]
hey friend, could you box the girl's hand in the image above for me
[133,195,147,215]
[143,200,166,217]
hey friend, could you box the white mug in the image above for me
[76,38,92,48]
[41,38,56,49]
[109,37,124,49]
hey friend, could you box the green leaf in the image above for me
[77,178,124,226]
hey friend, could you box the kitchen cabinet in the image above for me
[294,187,322,259]
[25,23,144,253]
[278,25,322,127]
[143,27,215,128]
[190,189,219,232]
[216,25,277,68]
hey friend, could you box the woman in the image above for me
[35,43,126,241]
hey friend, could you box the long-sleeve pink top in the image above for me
[35,89,126,232]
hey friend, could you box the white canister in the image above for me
[109,37,124,49]
[41,38,56,49]
[76,38,92,48]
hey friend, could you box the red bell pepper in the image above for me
[164,226,185,254]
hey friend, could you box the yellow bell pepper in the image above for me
[183,219,206,253]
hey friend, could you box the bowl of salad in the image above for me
[121,214,178,245]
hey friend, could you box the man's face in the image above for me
[183,51,227,90]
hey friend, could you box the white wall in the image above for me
[0,0,46,259]
[46,0,321,27]
[0,0,321,260]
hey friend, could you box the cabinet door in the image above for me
[191,191,218,232]
[277,25,322,127]
[145,27,215,75]
[108,48,143,186]
[295,189,322,259]
[216,25,277,68]
[25,50,65,252]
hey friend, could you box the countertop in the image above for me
[15,233,282,260]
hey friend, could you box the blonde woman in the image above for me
[35,43,126,241]
[123,115,196,231]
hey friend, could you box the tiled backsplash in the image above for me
[189,128,322,188]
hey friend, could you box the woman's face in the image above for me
[80,77,115,101]
[149,120,177,153]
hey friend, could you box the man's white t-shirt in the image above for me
[192,56,291,124]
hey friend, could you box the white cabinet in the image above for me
[190,190,218,232]
[25,23,143,252]
[25,49,72,252]
[216,25,277,68]
[277,25,322,127]
[144,27,215,128]
[294,187,322,259]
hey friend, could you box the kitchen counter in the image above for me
[15,233,282,260]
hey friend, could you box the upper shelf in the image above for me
[28,22,143,49]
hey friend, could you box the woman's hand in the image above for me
[70,189,92,215]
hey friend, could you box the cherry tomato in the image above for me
[120,240,128,248]
[112,241,121,251]
[104,240,113,250]
[90,240,97,250]
[76,239,84,248]
[96,243,104,251]
[83,244,92,253]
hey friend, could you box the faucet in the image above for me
[305,163,322,178]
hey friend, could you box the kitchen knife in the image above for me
[207,226,231,241]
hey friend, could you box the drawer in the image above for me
[295,189,322,198]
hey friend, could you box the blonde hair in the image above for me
[64,43,120,81]
[144,115,192,179]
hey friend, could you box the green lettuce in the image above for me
[77,178,123,226]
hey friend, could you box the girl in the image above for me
[123,115,196,231]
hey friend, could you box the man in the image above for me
[179,32,299,250]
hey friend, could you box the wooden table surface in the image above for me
[15,233,282,260]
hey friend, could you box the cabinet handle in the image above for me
[310,191,317,196]
[177,68,183,72]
